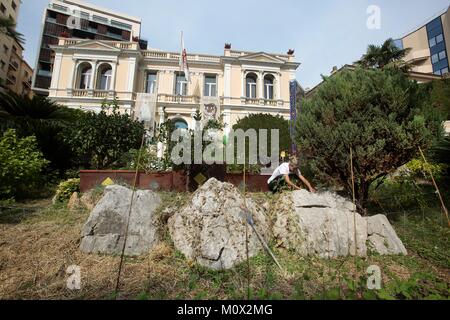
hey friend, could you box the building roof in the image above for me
[396,5,449,40]
[53,0,142,23]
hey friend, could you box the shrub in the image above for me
[119,146,167,173]
[406,158,446,181]
[54,178,80,202]
[0,129,49,199]
[296,67,442,210]
[66,99,146,169]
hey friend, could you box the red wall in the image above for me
[79,170,269,193]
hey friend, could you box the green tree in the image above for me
[232,113,291,161]
[356,38,410,70]
[0,16,25,44]
[428,78,450,119]
[0,92,82,175]
[0,129,48,199]
[296,67,442,210]
[67,99,146,169]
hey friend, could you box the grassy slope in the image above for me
[0,190,448,300]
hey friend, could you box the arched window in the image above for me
[172,118,189,130]
[97,64,112,91]
[264,74,275,100]
[246,73,257,98]
[78,63,92,89]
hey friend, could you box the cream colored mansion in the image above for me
[48,38,300,135]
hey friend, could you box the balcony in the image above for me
[243,97,283,107]
[71,89,116,99]
[9,60,19,71]
[143,51,221,64]
[157,94,200,104]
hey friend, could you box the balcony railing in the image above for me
[244,97,283,107]
[9,60,19,71]
[245,98,259,105]
[71,89,115,98]
[72,89,90,97]
[143,51,221,63]
[157,94,200,104]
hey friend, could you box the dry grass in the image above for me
[0,193,449,300]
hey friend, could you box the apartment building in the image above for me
[32,0,142,95]
[0,0,33,97]
[48,38,300,135]
[395,6,450,76]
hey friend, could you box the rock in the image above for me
[51,193,59,205]
[366,215,407,255]
[67,192,81,211]
[80,185,161,256]
[80,189,100,211]
[168,178,269,270]
[273,190,367,258]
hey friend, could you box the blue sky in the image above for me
[17,0,450,88]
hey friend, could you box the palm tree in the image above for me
[356,38,411,70]
[0,92,83,173]
[0,17,25,45]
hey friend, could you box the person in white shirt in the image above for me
[267,158,316,194]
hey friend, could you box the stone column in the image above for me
[67,58,79,95]
[224,64,231,99]
[241,69,245,98]
[276,72,281,101]
[258,71,264,103]
[109,62,117,97]
[50,53,62,91]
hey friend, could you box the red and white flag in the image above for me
[179,31,190,82]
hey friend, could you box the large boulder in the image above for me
[168,178,269,270]
[80,185,161,256]
[367,215,407,255]
[274,190,368,258]
[273,190,407,258]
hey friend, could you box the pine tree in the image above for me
[296,67,442,210]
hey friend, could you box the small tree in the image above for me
[0,129,48,199]
[232,113,291,160]
[296,67,442,210]
[67,99,145,169]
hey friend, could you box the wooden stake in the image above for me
[350,148,358,256]
[115,133,146,298]
[418,147,450,228]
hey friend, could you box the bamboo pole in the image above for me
[115,133,146,298]
[350,148,358,256]
[243,155,250,300]
[418,147,450,228]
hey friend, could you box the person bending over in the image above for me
[267,158,316,194]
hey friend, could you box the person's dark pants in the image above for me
[268,174,299,194]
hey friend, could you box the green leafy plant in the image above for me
[54,178,80,202]
[0,91,83,175]
[0,129,49,199]
[406,158,446,181]
[66,99,145,169]
[232,113,292,164]
[119,146,167,173]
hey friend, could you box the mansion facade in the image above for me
[48,38,300,135]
